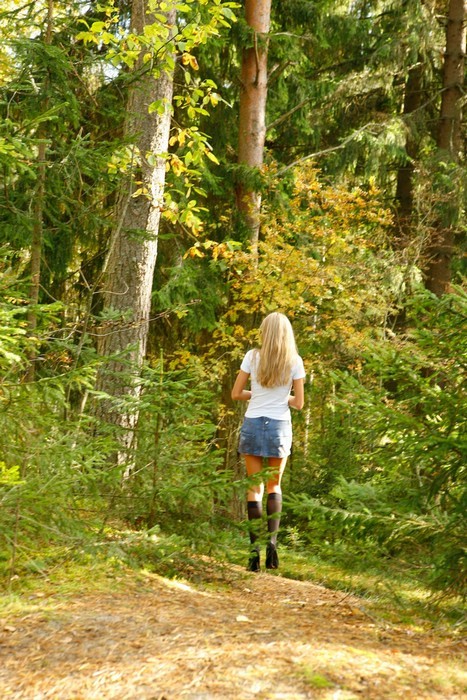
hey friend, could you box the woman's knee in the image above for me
[266,481,282,495]
[248,482,264,500]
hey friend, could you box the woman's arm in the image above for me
[231,370,252,401]
[288,377,305,410]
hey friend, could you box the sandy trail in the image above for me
[1,565,465,699]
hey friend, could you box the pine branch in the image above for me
[276,123,377,175]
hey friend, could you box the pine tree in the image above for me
[424,0,466,295]
[236,0,272,247]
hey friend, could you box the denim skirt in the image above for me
[238,416,293,458]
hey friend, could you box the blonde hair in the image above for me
[254,312,298,387]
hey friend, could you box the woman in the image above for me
[231,312,305,571]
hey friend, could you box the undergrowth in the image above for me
[1,522,465,635]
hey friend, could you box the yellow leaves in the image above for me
[183,239,241,261]
[90,21,106,33]
[182,208,204,234]
[203,168,392,366]
[162,193,206,235]
[167,348,212,375]
[76,3,119,46]
[166,154,185,176]
[205,150,219,164]
[187,242,204,258]
[163,126,220,237]
[183,164,395,382]
[181,53,199,70]
[206,230,320,326]
[169,128,189,148]
[290,164,393,253]
[143,22,166,40]
[209,93,219,107]
[168,349,193,369]
[131,185,149,199]
[184,240,211,259]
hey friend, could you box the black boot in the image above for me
[266,542,279,569]
[247,547,261,572]
[266,493,282,569]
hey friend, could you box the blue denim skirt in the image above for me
[238,416,293,458]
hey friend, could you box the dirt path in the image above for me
[0,564,465,699]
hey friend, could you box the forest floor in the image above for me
[0,556,465,700]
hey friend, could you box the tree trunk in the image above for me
[395,61,424,247]
[95,0,176,463]
[425,0,466,296]
[26,0,53,381]
[218,2,272,517]
[236,0,271,248]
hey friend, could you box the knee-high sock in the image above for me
[267,493,282,546]
[247,500,262,546]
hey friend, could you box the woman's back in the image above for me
[241,349,305,420]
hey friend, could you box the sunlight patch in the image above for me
[140,569,214,596]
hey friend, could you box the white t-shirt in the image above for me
[240,349,306,420]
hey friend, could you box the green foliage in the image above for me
[0,264,117,582]
[0,265,230,584]
[0,463,23,487]
[0,3,122,297]
[287,288,467,598]
[121,354,229,530]
[0,0,464,613]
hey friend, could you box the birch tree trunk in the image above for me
[425,0,466,296]
[236,0,271,248]
[95,0,176,462]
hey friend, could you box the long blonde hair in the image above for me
[254,312,298,387]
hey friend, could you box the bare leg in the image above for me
[244,454,264,500]
[266,456,287,495]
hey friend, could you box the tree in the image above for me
[236,0,271,246]
[394,61,424,248]
[95,0,177,461]
[219,1,272,508]
[425,0,466,296]
[93,0,237,462]
[26,0,54,380]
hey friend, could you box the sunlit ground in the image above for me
[1,546,465,699]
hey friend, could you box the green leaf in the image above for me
[91,21,106,32]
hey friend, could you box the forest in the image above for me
[0,0,466,637]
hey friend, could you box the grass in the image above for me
[276,547,466,631]
[300,667,334,689]
[214,527,465,630]
[1,524,465,634]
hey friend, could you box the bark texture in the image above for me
[425,0,466,296]
[236,0,271,247]
[26,0,54,381]
[395,61,424,247]
[220,2,272,516]
[96,0,176,457]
